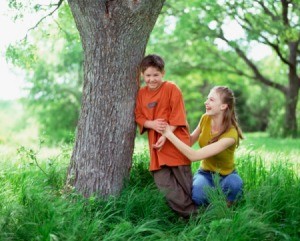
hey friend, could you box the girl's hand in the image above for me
[161,124,172,137]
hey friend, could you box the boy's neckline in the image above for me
[147,81,166,91]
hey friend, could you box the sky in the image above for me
[0,2,22,100]
[0,1,40,100]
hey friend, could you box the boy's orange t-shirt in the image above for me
[135,81,191,171]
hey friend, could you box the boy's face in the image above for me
[142,67,164,91]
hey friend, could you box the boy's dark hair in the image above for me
[140,54,165,73]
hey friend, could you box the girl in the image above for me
[162,86,244,206]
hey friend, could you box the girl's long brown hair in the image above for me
[209,86,244,146]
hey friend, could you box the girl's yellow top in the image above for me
[198,114,238,175]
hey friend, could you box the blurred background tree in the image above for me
[147,0,299,137]
[6,2,82,143]
[6,0,300,142]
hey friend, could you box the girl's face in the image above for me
[142,67,164,91]
[204,90,227,116]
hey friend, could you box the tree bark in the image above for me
[285,42,300,137]
[66,0,165,197]
[284,88,298,137]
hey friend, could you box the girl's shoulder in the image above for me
[201,114,210,122]
[222,126,238,140]
[199,114,210,128]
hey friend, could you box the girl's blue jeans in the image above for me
[192,169,243,206]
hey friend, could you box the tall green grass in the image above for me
[0,134,300,240]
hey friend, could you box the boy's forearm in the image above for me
[143,120,153,129]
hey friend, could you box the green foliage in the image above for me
[6,2,83,143]
[5,0,300,141]
[147,0,300,137]
[0,100,24,135]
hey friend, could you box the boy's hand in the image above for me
[147,118,166,133]
[153,136,166,151]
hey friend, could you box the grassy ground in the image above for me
[0,133,299,240]
[0,102,300,240]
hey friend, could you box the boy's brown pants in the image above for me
[153,165,197,218]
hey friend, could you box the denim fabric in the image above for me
[192,169,243,206]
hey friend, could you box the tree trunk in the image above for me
[284,41,300,137]
[284,74,299,137]
[66,0,165,198]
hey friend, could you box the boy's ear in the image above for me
[162,70,165,77]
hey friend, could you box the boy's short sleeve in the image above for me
[168,84,188,127]
[135,91,147,134]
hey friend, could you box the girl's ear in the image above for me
[221,104,228,111]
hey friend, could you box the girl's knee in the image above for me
[192,191,207,206]
[222,174,243,201]
[192,171,213,206]
[222,174,243,189]
[192,182,210,206]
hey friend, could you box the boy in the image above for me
[135,54,197,218]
